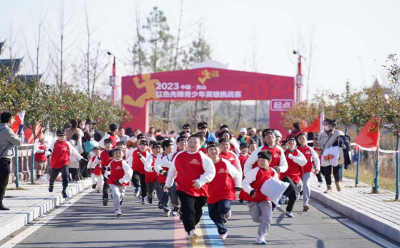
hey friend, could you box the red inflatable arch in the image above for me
[121,68,294,137]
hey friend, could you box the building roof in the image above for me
[16,74,43,83]
[369,76,392,94]
[0,58,23,74]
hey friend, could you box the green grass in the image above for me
[343,169,397,193]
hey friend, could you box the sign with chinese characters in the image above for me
[121,67,295,136]
[270,99,294,111]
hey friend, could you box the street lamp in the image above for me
[107,51,117,106]
[293,50,306,103]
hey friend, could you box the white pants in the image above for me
[301,172,312,206]
[110,184,127,212]
[91,174,103,191]
[248,201,273,236]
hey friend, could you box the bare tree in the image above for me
[48,0,78,85]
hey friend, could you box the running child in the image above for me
[239,150,278,244]
[47,129,84,198]
[144,142,162,205]
[92,139,114,205]
[131,140,150,204]
[104,147,133,218]
[296,133,320,211]
[207,142,242,240]
[279,137,307,217]
[89,146,103,193]
[164,134,216,245]
[238,142,250,175]
[99,123,120,148]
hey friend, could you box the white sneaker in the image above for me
[164,210,171,217]
[299,195,303,200]
[285,211,294,218]
[256,235,267,244]
[219,232,228,240]
[116,210,122,218]
[318,182,323,187]
[189,230,198,245]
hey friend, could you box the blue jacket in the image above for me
[205,131,218,144]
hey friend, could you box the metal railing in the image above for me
[9,144,45,187]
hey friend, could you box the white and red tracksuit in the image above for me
[89,155,103,191]
[238,153,250,177]
[165,151,215,234]
[104,159,133,212]
[240,166,279,237]
[297,145,320,206]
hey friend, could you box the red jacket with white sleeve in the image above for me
[239,167,278,202]
[165,151,216,197]
[297,145,320,173]
[280,148,307,183]
[244,145,288,176]
[48,140,83,169]
[105,159,133,186]
[207,158,241,204]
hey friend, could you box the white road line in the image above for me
[0,188,93,248]
[311,199,398,248]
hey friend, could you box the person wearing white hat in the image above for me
[237,128,251,144]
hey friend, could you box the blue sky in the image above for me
[1,0,399,99]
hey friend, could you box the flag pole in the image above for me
[372,127,380,194]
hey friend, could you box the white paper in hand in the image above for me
[260,177,290,205]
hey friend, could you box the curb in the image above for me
[311,186,400,244]
[0,178,92,242]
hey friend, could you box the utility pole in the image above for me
[293,50,305,103]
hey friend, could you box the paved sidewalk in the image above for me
[310,175,400,243]
[0,178,92,241]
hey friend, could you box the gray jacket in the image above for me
[0,123,24,159]
[318,129,345,152]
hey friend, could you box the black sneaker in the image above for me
[103,198,108,206]
[48,185,54,192]
[172,206,179,216]
[239,199,244,204]
[62,190,67,198]
[148,198,152,204]
[92,184,97,189]
[158,202,163,210]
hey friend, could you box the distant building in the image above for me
[367,76,392,94]
[0,40,42,83]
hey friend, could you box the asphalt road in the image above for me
[2,186,398,248]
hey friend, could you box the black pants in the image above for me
[70,168,80,181]
[103,176,110,199]
[208,200,231,234]
[0,158,11,202]
[321,165,341,185]
[80,160,89,178]
[177,190,208,235]
[282,176,297,212]
[49,165,69,190]
[316,171,323,183]
[132,171,147,198]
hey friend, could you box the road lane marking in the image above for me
[202,207,225,248]
[174,215,187,248]
[0,188,93,248]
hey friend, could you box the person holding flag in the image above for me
[0,112,25,210]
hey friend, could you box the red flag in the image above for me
[302,112,324,133]
[354,116,380,149]
[11,111,25,134]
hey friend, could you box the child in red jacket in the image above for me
[104,147,132,218]
[207,142,241,240]
[89,146,102,193]
[47,129,84,198]
[239,150,276,244]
